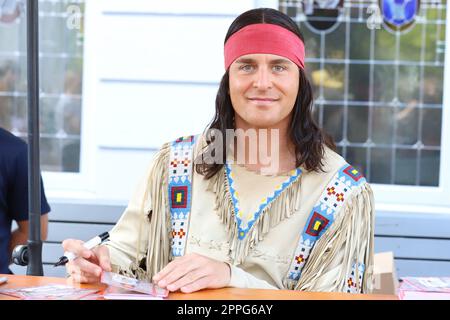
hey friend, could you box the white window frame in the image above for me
[367,2,450,210]
[42,0,98,199]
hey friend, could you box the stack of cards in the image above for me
[101,271,169,300]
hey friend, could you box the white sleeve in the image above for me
[105,142,172,275]
[227,264,279,290]
[105,161,153,271]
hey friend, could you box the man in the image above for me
[0,61,19,131]
[0,0,22,24]
[62,8,374,294]
[0,127,50,274]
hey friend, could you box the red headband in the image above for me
[224,23,305,70]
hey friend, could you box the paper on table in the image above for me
[103,286,163,300]
[398,277,450,300]
[399,291,450,300]
[0,284,99,300]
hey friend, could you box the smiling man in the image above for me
[62,8,375,294]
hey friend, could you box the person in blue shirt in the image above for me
[0,127,50,274]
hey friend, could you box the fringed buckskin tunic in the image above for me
[105,134,375,293]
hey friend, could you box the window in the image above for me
[280,0,445,188]
[0,0,84,173]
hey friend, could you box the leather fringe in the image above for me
[118,142,172,281]
[208,166,303,265]
[290,183,375,293]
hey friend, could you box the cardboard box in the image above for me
[372,251,399,295]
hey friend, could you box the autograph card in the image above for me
[101,271,168,298]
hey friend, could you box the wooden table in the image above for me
[0,274,398,300]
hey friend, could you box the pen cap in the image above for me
[99,232,110,242]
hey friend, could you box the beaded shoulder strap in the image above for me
[168,135,198,257]
[285,164,367,287]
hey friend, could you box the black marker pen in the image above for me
[54,231,110,267]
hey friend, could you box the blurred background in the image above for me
[1,0,449,279]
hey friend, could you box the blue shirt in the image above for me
[0,128,50,274]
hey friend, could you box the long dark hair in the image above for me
[195,8,336,179]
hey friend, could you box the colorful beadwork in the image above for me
[225,164,302,240]
[305,212,330,237]
[170,186,188,208]
[286,164,367,283]
[344,262,366,294]
[168,135,197,257]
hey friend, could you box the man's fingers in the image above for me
[77,258,103,277]
[152,259,179,283]
[153,260,181,288]
[68,258,102,278]
[66,260,101,284]
[166,268,207,292]
[154,259,200,288]
[95,246,111,272]
[151,254,230,293]
[61,239,92,259]
[153,254,200,283]
[70,272,99,284]
[180,276,212,293]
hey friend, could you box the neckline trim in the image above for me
[225,162,303,240]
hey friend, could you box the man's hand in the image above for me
[152,253,231,293]
[61,239,111,283]
[9,214,48,263]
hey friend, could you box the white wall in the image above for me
[44,0,270,203]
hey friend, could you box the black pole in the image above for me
[26,0,43,276]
